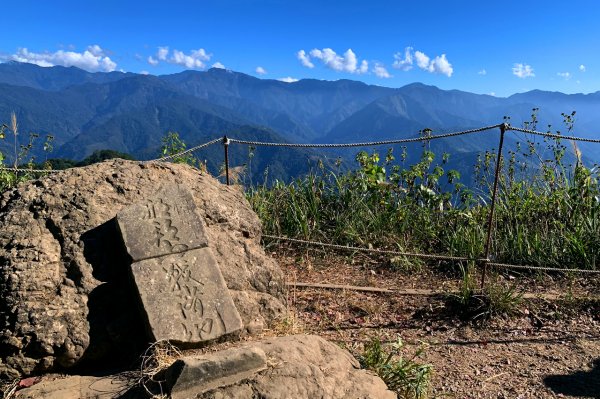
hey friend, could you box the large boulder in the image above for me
[0,160,286,378]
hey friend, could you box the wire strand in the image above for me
[488,262,600,274]
[263,234,600,275]
[507,125,600,143]
[262,234,472,262]
[0,166,64,173]
[145,137,222,163]
[229,124,503,148]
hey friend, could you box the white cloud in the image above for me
[392,47,413,71]
[157,46,169,61]
[372,63,392,78]
[147,56,159,66]
[6,46,117,72]
[489,92,496,96]
[413,51,453,77]
[147,47,212,69]
[140,70,150,75]
[579,64,586,72]
[212,62,225,69]
[296,50,314,68]
[298,48,368,74]
[512,63,535,78]
[86,44,105,57]
[255,66,267,75]
[478,69,487,75]
[393,48,453,77]
[428,54,453,77]
[171,49,210,68]
[278,76,299,83]
[557,71,571,80]
[414,51,430,69]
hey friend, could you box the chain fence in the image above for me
[2,122,599,280]
[228,124,503,147]
[262,235,600,275]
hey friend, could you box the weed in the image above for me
[446,278,523,323]
[0,113,55,191]
[359,336,432,399]
[160,131,199,167]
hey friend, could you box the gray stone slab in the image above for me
[165,347,267,399]
[116,184,208,261]
[16,374,139,399]
[131,247,243,343]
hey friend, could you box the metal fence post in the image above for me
[480,123,507,289]
[223,136,231,186]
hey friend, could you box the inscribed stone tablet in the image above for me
[116,184,208,261]
[131,247,243,343]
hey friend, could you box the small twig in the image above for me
[484,371,508,382]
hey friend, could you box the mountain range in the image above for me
[1,61,599,183]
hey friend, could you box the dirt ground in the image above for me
[3,247,598,399]
[271,247,600,399]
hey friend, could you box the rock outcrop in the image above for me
[16,335,397,399]
[0,160,286,378]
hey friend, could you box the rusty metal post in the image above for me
[480,123,507,289]
[223,136,230,186]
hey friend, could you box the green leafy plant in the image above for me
[160,131,198,166]
[359,336,432,399]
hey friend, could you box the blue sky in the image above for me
[1,0,598,96]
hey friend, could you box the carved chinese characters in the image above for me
[117,185,208,262]
[117,185,243,343]
[132,248,243,343]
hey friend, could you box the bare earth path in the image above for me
[273,250,600,399]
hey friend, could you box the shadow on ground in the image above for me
[544,358,600,398]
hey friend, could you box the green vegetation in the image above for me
[248,114,600,272]
[0,113,136,192]
[160,131,200,166]
[359,336,432,399]
[447,263,524,321]
[0,112,51,191]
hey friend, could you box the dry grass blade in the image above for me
[139,340,182,398]
[0,379,19,399]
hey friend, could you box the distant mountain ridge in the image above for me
[0,62,598,182]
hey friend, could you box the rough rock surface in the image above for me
[0,160,285,378]
[195,335,396,399]
[16,335,396,399]
[13,373,141,399]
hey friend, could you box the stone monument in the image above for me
[116,184,243,343]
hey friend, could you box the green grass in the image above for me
[359,336,432,399]
[248,143,600,273]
